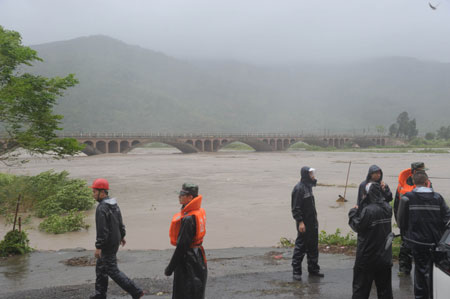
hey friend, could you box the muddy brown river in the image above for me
[1,148,449,250]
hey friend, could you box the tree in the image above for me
[0,26,82,164]
[376,125,386,135]
[437,125,450,140]
[425,132,435,140]
[389,111,418,139]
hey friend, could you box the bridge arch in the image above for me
[218,138,273,152]
[120,141,130,153]
[84,141,94,147]
[96,141,106,153]
[213,140,220,151]
[277,139,283,150]
[108,141,118,153]
[204,140,212,152]
[131,140,140,147]
[124,140,198,154]
[283,139,289,148]
[195,140,203,151]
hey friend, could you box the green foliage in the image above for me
[35,177,93,217]
[437,125,450,140]
[389,112,418,139]
[0,26,83,164]
[425,132,435,140]
[0,170,94,233]
[0,230,32,256]
[38,210,88,234]
[278,237,295,248]
[319,229,357,246]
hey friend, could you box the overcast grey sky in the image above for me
[1,0,450,64]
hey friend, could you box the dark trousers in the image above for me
[399,239,413,273]
[352,263,393,299]
[291,221,320,275]
[93,252,142,299]
[412,249,434,299]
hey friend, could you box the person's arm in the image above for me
[291,185,305,223]
[439,195,450,226]
[356,183,365,207]
[117,207,126,246]
[165,216,196,276]
[382,184,393,203]
[397,195,410,232]
[95,205,110,250]
[393,188,400,223]
[348,207,371,233]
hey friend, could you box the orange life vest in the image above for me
[169,195,206,247]
[397,168,416,196]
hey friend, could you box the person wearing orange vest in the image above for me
[393,162,428,276]
[89,178,144,299]
[165,183,207,299]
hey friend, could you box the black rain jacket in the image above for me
[357,165,392,208]
[349,183,393,266]
[165,215,207,299]
[397,187,450,249]
[95,197,125,254]
[291,166,318,225]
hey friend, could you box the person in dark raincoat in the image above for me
[397,171,450,299]
[291,166,324,280]
[356,165,392,208]
[394,162,430,276]
[349,182,393,299]
[90,178,144,299]
[165,183,207,299]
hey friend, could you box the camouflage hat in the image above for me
[179,183,198,197]
[411,162,428,171]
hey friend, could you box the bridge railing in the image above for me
[55,132,389,139]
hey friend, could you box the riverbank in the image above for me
[0,247,414,299]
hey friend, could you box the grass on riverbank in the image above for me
[279,228,401,259]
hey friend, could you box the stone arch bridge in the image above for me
[58,133,393,156]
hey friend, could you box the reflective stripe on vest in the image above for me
[169,195,206,247]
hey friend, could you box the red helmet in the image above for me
[90,178,109,190]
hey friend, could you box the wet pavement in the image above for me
[0,247,414,298]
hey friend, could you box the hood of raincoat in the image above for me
[300,166,317,186]
[365,165,383,182]
[365,182,385,205]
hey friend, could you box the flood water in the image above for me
[1,148,449,250]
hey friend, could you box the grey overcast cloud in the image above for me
[1,0,450,64]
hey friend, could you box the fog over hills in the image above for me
[30,35,450,134]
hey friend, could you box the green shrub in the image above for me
[319,228,357,246]
[0,230,32,256]
[0,170,94,234]
[26,170,70,203]
[34,179,94,217]
[38,210,89,234]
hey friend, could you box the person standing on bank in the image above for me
[356,165,392,209]
[394,162,429,276]
[90,178,144,299]
[165,183,207,299]
[397,171,450,299]
[349,182,393,299]
[291,166,324,280]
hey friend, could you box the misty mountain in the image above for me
[29,36,450,134]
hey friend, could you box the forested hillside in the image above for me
[30,36,450,134]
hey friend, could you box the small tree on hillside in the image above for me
[0,26,83,164]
